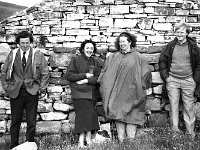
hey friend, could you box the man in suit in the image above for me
[1,31,49,149]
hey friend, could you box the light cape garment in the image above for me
[98,50,151,125]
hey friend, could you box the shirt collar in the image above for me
[20,48,30,59]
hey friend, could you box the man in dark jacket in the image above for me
[159,22,200,138]
[1,31,49,149]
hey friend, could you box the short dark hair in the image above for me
[79,39,97,54]
[15,31,34,44]
[115,32,137,51]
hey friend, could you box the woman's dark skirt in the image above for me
[73,98,99,134]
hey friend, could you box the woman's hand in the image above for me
[76,79,88,84]
[86,73,94,78]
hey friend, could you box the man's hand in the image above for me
[194,84,200,98]
[76,79,88,84]
[86,73,94,79]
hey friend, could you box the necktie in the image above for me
[22,51,26,71]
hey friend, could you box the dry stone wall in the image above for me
[0,0,200,134]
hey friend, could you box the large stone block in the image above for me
[62,21,80,28]
[114,19,137,28]
[92,35,107,43]
[53,46,77,53]
[47,85,63,93]
[124,14,147,19]
[146,96,161,111]
[0,120,6,132]
[138,0,158,2]
[53,102,74,112]
[36,121,62,134]
[0,100,10,109]
[49,53,73,67]
[186,16,198,23]
[87,5,109,14]
[151,72,163,84]
[99,17,113,27]
[166,16,185,23]
[50,72,62,78]
[42,19,61,26]
[147,35,165,43]
[154,7,175,15]
[46,36,63,43]
[153,85,163,95]
[37,101,53,112]
[61,120,75,134]
[176,9,189,15]
[49,93,61,101]
[153,23,173,31]
[65,29,90,35]
[0,114,8,121]
[51,27,66,35]
[100,123,111,137]
[146,45,165,54]
[165,0,183,2]
[76,35,92,42]
[65,14,87,20]
[110,5,129,14]
[148,112,169,127]
[40,112,68,121]
[138,18,153,30]
[0,43,11,63]
[189,10,200,15]
[142,53,160,64]
[0,80,5,95]
[130,7,144,14]
[144,7,154,14]
[0,109,6,114]
[102,0,114,4]
[49,77,70,85]
[68,111,75,124]
[32,25,50,34]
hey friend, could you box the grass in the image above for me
[1,124,200,150]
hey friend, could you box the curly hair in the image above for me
[115,32,137,51]
[15,31,34,44]
[79,39,97,54]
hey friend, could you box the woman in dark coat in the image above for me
[66,39,101,148]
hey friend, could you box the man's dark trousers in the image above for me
[10,88,38,149]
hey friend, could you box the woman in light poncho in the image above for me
[98,32,151,142]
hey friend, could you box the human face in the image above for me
[119,36,131,53]
[19,37,31,52]
[84,43,94,57]
[175,26,187,44]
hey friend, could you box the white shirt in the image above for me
[20,49,30,62]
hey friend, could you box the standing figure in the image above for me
[159,22,200,138]
[98,32,151,142]
[1,31,49,149]
[66,39,101,148]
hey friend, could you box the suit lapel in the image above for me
[24,48,33,72]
